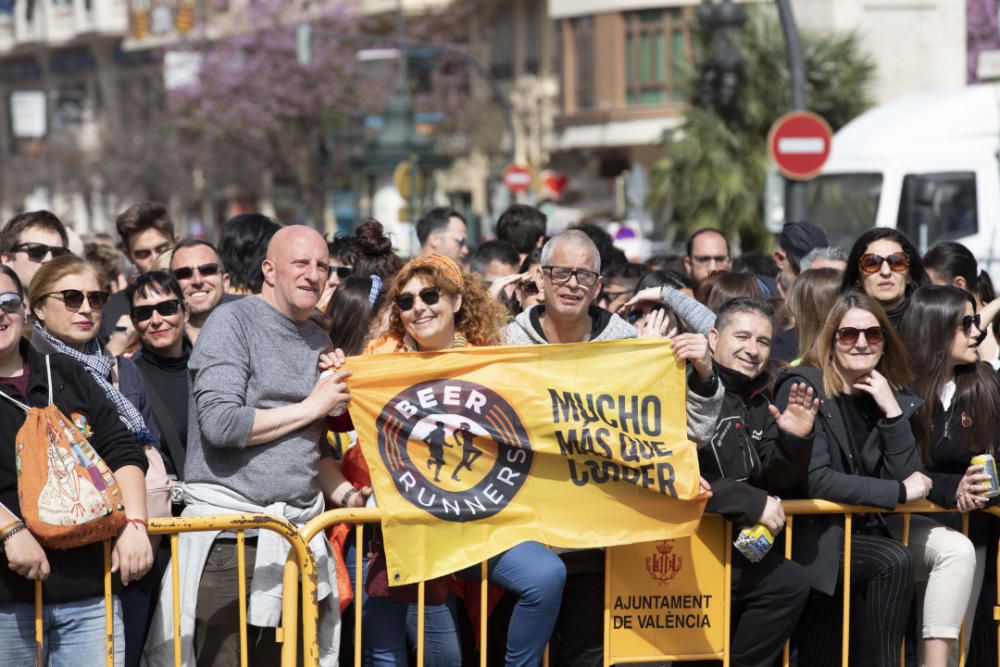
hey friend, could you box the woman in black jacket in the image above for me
[898,285,1000,664]
[776,291,930,667]
[0,265,151,665]
[841,228,929,328]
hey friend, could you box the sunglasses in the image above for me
[835,325,885,346]
[132,242,173,261]
[172,263,220,281]
[858,252,910,275]
[542,265,600,287]
[0,292,23,314]
[11,242,70,262]
[517,279,539,296]
[394,288,441,312]
[130,299,183,323]
[41,289,109,311]
[961,313,982,334]
[333,266,353,279]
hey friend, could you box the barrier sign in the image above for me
[607,515,728,663]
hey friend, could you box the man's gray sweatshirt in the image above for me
[184,296,331,508]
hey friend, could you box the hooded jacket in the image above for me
[504,304,637,344]
[701,363,813,528]
[774,364,922,594]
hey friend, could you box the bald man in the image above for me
[149,225,356,665]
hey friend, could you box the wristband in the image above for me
[126,518,148,529]
[0,519,22,537]
[340,488,358,508]
[1,523,25,543]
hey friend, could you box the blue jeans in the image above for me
[0,596,124,667]
[455,541,566,667]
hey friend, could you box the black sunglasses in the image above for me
[961,313,982,334]
[130,299,183,323]
[0,292,22,314]
[835,326,885,346]
[172,263,220,281]
[333,266,353,279]
[11,242,70,262]
[394,288,440,312]
[41,289,109,311]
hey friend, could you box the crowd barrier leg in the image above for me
[170,533,182,666]
[481,560,489,667]
[354,524,363,667]
[842,513,852,667]
[104,540,115,667]
[237,530,249,667]
[900,513,911,667]
[34,580,43,667]
[782,516,794,667]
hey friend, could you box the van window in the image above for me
[897,172,977,247]
[806,174,882,249]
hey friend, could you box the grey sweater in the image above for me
[184,296,331,508]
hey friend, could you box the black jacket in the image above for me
[775,365,922,594]
[700,363,813,528]
[0,341,147,604]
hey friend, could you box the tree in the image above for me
[647,7,875,251]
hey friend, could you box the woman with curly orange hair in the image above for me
[358,254,566,666]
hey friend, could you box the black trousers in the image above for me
[794,533,914,667]
[729,547,810,667]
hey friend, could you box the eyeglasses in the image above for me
[10,242,70,262]
[961,313,982,334]
[41,289,109,311]
[858,252,910,275]
[517,279,539,296]
[0,292,22,314]
[130,299,183,323]
[333,266,353,280]
[394,288,441,312]
[172,263,220,281]
[835,326,885,346]
[542,265,600,287]
[691,254,729,265]
[131,242,173,261]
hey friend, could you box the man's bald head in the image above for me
[260,224,330,321]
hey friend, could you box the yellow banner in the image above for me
[346,338,707,585]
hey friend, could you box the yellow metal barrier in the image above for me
[31,513,319,667]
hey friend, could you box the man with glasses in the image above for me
[683,227,732,290]
[0,210,70,292]
[416,207,469,261]
[99,202,178,342]
[169,238,231,344]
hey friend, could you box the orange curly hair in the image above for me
[376,261,509,347]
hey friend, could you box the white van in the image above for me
[807,84,1000,271]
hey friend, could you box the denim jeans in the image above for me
[0,596,124,667]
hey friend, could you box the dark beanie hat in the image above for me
[779,222,828,270]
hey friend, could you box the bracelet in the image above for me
[1,523,25,543]
[0,519,22,537]
[126,518,148,529]
[340,488,358,508]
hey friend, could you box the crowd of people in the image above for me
[0,200,998,667]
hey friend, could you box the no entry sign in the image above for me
[503,164,533,193]
[767,111,833,181]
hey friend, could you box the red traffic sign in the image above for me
[503,164,533,193]
[767,111,833,181]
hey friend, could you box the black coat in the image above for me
[0,341,147,604]
[775,365,921,595]
[700,364,813,528]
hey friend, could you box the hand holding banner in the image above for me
[345,338,707,585]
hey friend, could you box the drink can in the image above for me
[971,454,1000,498]
[734,524,774,563]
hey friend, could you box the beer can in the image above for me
[971,454,1000,498]
[734,524,774,563]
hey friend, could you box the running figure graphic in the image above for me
[451,422,485,482]
[423,421,453,482]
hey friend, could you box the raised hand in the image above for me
[670,332,712,382]
[768,382,819,438]
[636,308,672,339]
[620,286,665,313]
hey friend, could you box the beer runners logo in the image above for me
[376,379,533,522]
[645,540,683,584]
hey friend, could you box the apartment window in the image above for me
[625,8,692,106]
[490,7,514,79]
[573,16,594,110]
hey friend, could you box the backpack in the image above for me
[0,354,126,549]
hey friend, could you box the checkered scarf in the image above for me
[34,324,152,441]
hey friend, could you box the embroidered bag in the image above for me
[0,355,126,549]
